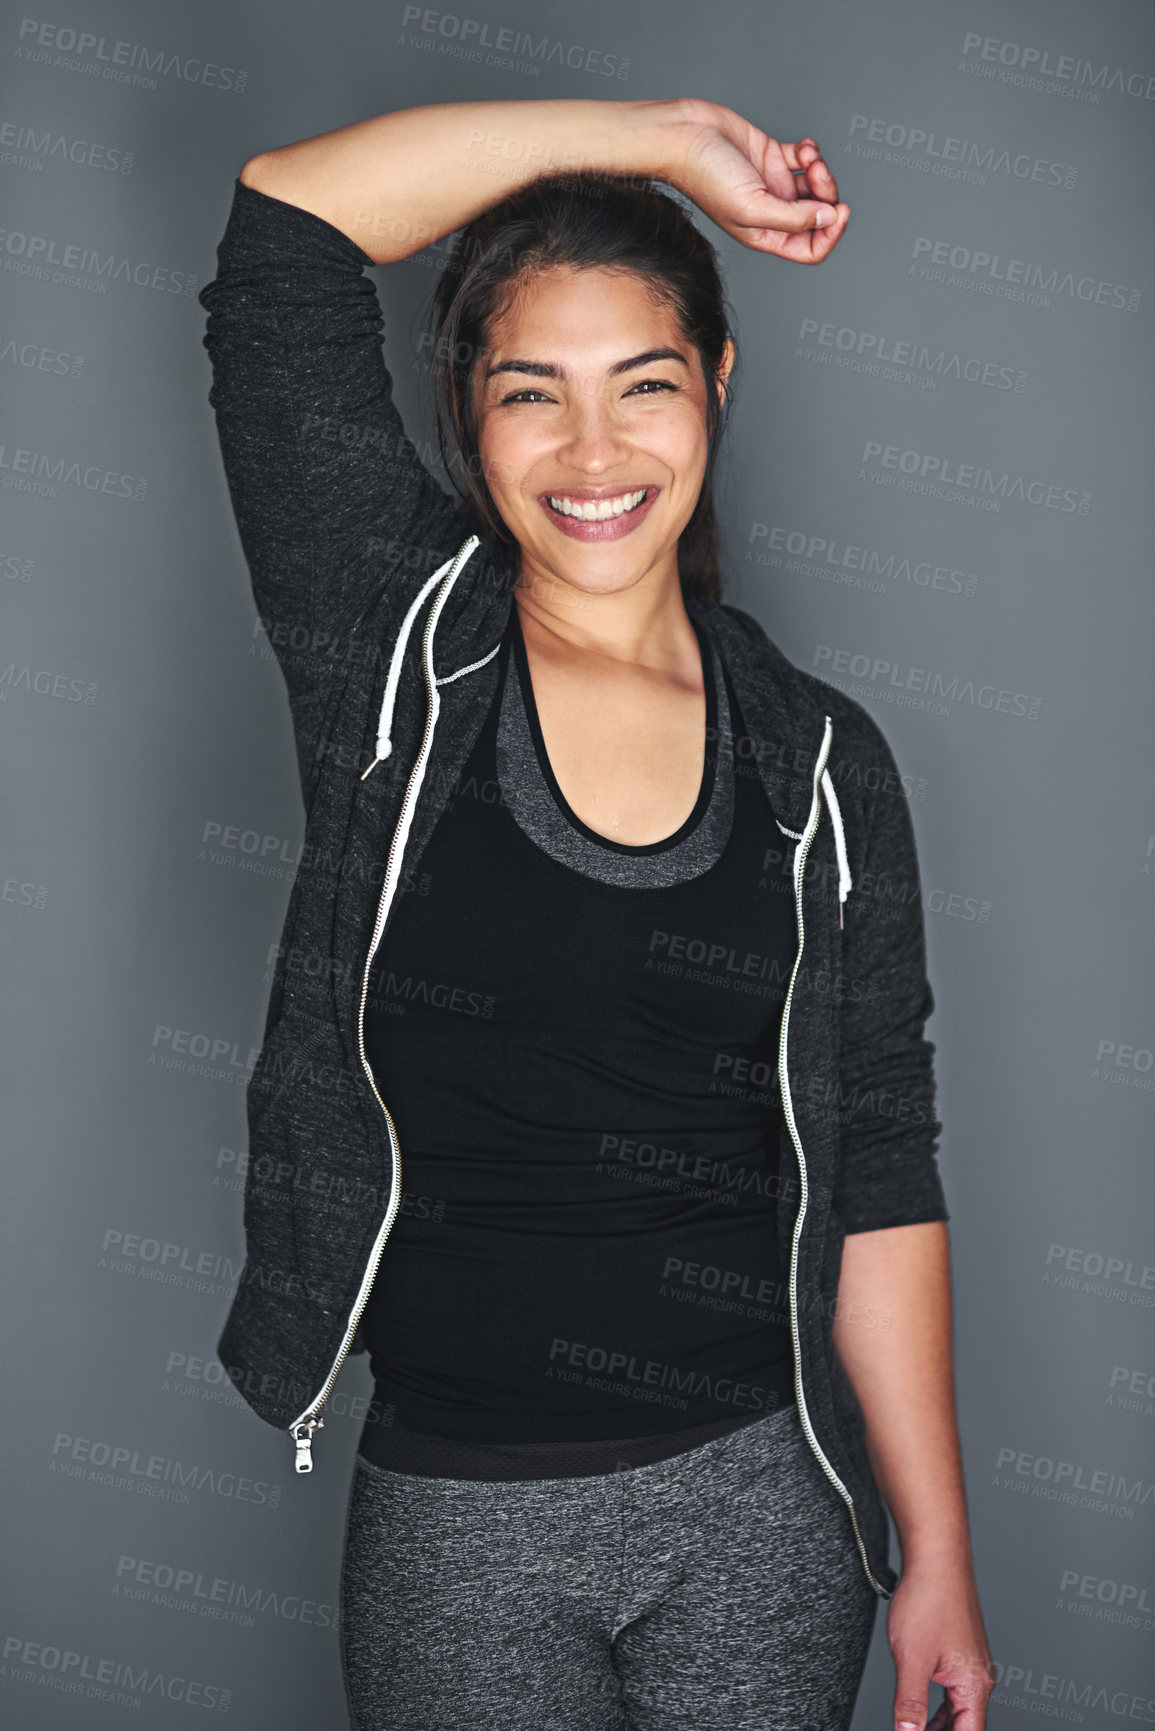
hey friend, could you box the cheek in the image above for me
[630,402,706,475]
[663,405,710,467]
[477,421,539,497]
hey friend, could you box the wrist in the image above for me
[620,96,699,187]
[898,1530,977,1577]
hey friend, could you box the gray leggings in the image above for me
[338,1400,880,1730]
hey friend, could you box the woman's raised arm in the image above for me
[238,96,846,266]
[241,99,689,262]
[198,98,847,788]
[198,103,688,772]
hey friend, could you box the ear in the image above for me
[716,338,736,409]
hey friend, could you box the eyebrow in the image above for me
[483,347,690,384]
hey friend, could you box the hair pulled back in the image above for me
[428,169,736,603]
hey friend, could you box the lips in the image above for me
[536,485,660,544]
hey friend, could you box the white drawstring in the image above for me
[360,537,481,781]
[820,764,853,925]
[435,640,502,688]
[360,554,854,934]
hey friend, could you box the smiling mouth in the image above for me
[542,487,652,521]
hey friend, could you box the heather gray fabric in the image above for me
[198,176,952,1601]
[496,623,739,887]
[339,1399,878,1730]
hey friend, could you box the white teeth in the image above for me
[546,488,648,521]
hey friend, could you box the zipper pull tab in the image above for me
[291,1416,323,1473]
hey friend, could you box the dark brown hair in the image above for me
[427,170,737,602]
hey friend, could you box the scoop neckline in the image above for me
[508,606,718,857]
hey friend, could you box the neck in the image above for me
[512,552,696,673]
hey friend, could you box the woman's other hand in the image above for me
[668,97,849,262]
[886,1556,997,1731]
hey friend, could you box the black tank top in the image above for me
[357,606,800,1476]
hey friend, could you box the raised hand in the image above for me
[671,98,849,263]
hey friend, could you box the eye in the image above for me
[499,378,678,406]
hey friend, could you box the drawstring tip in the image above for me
[360,740,393,782]
[839,899,844,930]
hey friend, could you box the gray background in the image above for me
[2,0,1153,1724]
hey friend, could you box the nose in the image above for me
[554,391,633,473]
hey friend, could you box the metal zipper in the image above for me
[283,595,892,1588]
[778,715,891,1599]
[287,540,476,1472]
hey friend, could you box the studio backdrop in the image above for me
[2,0,1153,1725]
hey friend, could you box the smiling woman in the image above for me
[432,171,734,597]
[200,94,992,1731]
[420,167,742,845]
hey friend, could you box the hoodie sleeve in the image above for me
[197,177,463,723]
[831,715,950,1234]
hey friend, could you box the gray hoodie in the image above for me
[198,177,950,1600]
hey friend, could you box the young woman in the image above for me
[199,96,994,1731]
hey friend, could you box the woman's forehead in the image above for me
[483,269,684,362]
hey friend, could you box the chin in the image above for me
[527,547,654,590]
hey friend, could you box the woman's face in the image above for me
[471,265,733,604]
